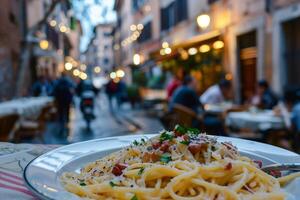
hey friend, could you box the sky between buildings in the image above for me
[72,0,116,52]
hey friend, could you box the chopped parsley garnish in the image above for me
[109,181,117,187]
[160,132,174,142]
[79,182,86,186]
[131,194,138,200]
[180,140,190,145]
[138,167,145,175]
[174,124,186,134]
[133,140,139,146]
[141,138,146,144]
[186,127,200,135]
[174,125,200,135]
[160,153,172,163]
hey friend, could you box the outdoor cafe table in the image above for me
[0,96,53,119]
[225,110,286,132]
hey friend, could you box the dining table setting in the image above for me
[0,133,300,200]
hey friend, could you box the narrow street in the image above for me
[43,93,164,144]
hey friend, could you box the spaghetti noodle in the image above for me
[61,125,296,200]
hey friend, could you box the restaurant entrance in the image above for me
[282,16,300,87]
[237,31,257,103]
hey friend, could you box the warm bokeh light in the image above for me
[59,25,67,33]
[165,47,172,54]
[130,24,137,31]
[73,69,80,76]
[213,40,224,49]
[137,24,144,30]
[162,42,169,48]
[94,66,101,73]
[64,62,73,71]
[180,49,189,60]
[133,53,141,65]
[160,49,166,56]
[80,64,87,71]
[80,72,88,80]
[49,20,57,27]
[188,47,198,55]
[225,73,233,80]
[113,44,120,50]
[116,69,125,78]
[110,72,117,79]
[39,40,49,50]
[197,14,210,29]
[199,44,210,53]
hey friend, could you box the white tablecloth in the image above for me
[0,97,53,119]
[226,110,285,131]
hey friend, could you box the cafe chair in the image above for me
[0,113,19,142]
[13,104,52,143]
[172,104,202,128]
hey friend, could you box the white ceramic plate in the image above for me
[24,134,300,200]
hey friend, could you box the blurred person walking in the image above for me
[105,79,118,113]
[53,73,75,136]
[116,79,127,109]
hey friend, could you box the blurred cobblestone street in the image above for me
[43,93,163,144]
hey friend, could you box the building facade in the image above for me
[114,0,300,102]
[0,0,23,100]
[82,23,114,76]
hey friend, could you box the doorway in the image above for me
[282,16,300,87]
[237,31,257,103]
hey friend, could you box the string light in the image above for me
[165,47,172,55]
[64,62,72,70]
[59,25,67,33]
[199,44,210,53]
[137,24,144,30]
[162,42,169,48]
[188,47,198,55]
[130,24,137,31]
[49,20,57,27]
[94,66,101,73]
[213,40,224,49]
[80,64,87,71]
[73,69,80,76]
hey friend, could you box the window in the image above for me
[103,58,110,65]
[160,0,187,31]
[103,32,111,37]
[138,22,152,43]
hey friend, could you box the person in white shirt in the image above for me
[200,79,232,104]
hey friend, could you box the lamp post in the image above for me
[133,53,141,66]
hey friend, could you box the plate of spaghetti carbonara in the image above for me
[24,125,300,200]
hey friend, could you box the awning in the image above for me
[151,30,222,61]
